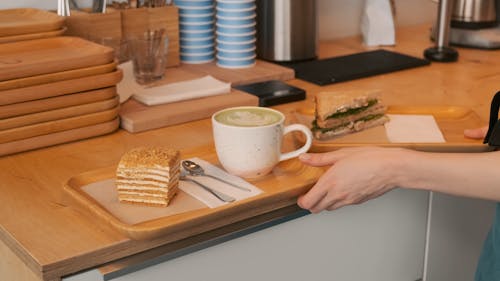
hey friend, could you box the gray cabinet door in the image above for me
[105,189,428,281]
[425,192,496,281]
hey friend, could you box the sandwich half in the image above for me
[312,90,389,140]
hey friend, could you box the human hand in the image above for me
[297,147,408,213]
[464,126,488,139]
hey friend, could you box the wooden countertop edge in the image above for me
[97,204,307,278]
[41,194,309,280]
[0,224,44,280]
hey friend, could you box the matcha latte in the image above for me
[214,107,282,127]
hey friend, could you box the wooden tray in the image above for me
[0,96,119,131]
[119,89,258,133]
[0,27,66,44]
[0,8,64,37]
[0,87,117,119]
[181,59,295,86]
[63,155,323,240]
[292,105,492,153]
[0,106,119,144]
[0,60,117,91]
[0,36,114,82]
[0,69,122,106]
[0,118,119,157]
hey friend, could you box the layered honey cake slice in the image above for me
[116,147,180,207]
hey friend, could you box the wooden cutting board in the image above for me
[0,36,114,81]
[119,89,259,133]
[0,69,122,106]
[181,59,295,86]
[0,107,119,144]
[0,87,117,119]
[0,96,119,131]
[0,8,64,36]
[0,59,117,91]
[0,118,119,157]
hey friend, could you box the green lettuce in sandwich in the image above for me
[312,90,390,140]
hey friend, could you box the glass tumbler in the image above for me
[128,29,168,85]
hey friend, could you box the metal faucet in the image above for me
[424,0,459,62]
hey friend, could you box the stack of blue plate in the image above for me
[175,0,216,64]
[215,0,256,69]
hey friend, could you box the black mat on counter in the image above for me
[234,80,305,107]
[280,49,430,86]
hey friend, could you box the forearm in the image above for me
[396,150,500,201]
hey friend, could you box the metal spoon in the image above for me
[179,171,235,203]
[182,160,251,192]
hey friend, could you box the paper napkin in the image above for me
[384,114,446,143]
[179,157,262,208]
[360,0,396,46]
[117,61,231,105]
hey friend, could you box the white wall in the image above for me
[0,0,437,40]
[317,0,437,39]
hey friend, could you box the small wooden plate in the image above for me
[0,118,119,157]
[0,36,114,82]
[0,27,66,44]
[0,69,123,106]
[0,8,64,37]
[0,96,119,131]
[0,106,119,144]
[292,105,492,153]
[0,87,117,119]
[0,59,117,91]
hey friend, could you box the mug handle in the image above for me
[279,124,313,162]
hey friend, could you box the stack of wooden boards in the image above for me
[0,36,123,156]
[0,8,66,44]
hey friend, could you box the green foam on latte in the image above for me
[215,108,282,127]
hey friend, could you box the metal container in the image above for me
[256,0,317,62]
[451,0,498,28]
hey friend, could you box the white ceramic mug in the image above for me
[212,106,313,178]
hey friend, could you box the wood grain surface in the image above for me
[64,159,322,240]
[0,8,64,37]
[0,60,117,91]
[0,69,122,106]
[0,36,114,81]
[0,118,119,157]
[0,87,117,119]
[0,27,66,44]
[119,90,258,133]
[0,25,499,281]
[0,96,119,131]
[0,107,119,144]
[64,9,122,44]
[182,59,295,86]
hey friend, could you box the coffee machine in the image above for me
[449,0,500,48]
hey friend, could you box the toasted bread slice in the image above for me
[315,90,382,122]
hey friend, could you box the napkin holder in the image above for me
[484,91,500,147]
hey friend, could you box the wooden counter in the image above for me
[1,24,499,281]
